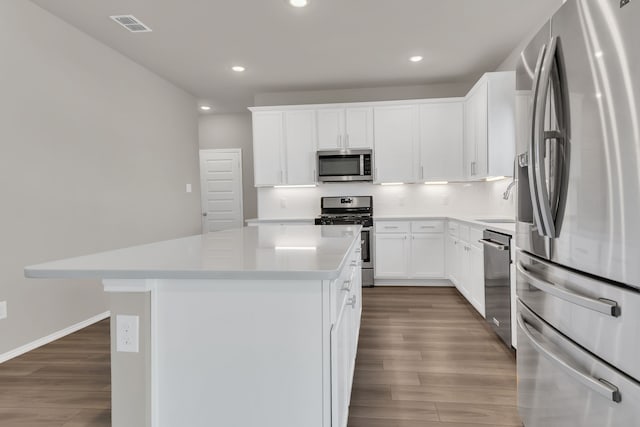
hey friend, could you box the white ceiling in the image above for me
[29,0,561,113]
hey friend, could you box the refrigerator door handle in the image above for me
[529,43,549,237]
[533,36,564,238]
[517,312,622,403]
[517,261,621,317]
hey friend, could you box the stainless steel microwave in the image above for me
[317,149,373,182]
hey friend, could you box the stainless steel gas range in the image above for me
[314,196,374,287]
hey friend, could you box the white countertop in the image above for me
[25,225,362,281]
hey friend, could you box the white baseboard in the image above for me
[0,311,111,364]
[373,279,454,287]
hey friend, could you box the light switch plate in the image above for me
[186,183,192,193]
[116,315,139,353]
[0,301,6,320]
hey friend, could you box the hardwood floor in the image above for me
[0,319,111,427]
[348,286,520,427]
[0,287,518,427]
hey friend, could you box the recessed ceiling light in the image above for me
[409,56,424,63]
[594,51,604,58]
[232,66,246,72]
[200,105,211,111]
[289,0,309,7]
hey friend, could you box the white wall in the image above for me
[258,181,515,219]
[198,113,258,220]
[0,0,201,356]
[254,83,473,107]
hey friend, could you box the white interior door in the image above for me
[199,149,244,233]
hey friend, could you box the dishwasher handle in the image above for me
[478,239,509,251]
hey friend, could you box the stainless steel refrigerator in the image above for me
[515,0,640,425]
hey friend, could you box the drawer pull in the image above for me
[341,280,352,291]
[384,226,399,229]
[517,262,621,317]
[517,312,622,403]
[421,226,435,229]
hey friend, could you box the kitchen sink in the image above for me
[475,218,516,224]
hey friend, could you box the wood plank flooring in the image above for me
[348,286,520,427]
[0,319,111,427]
[0,287,519,427]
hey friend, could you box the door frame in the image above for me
[199,148,244,233]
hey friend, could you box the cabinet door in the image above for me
[252,112,284,186]
[446,235,459,285]
[330,302,351,427]
[473,84,489,178]
[469,244,486,317]
[419,102,464,182]
[374,233,409,278]
[317,109,344,150]
[463,97,476,179]
[410,234,445,278]
[284,110,316,185]
[457,242,471,299]
[345,107,373,149]
[373,105,417,183]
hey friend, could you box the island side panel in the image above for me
[108,288,152,427]
[155,279,326,427]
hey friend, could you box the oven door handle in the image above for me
[517,262,621,317]
[517,312,621,403]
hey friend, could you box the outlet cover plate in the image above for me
[0,301,6,320]
[116,314,139,353]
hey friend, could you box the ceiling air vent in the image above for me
[110,15,152,33]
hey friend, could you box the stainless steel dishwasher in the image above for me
[479,230,512,348]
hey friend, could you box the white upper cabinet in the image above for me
[373,105,417,183]
[419,102,464,182]
[317,107,373,150]
[317,108,344,150]
[284,110,316,185]
[464,71,515,180]
[252,111,284,186]
[252,110,316,187]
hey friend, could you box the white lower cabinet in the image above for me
[374,233,409,278]
[410,234,445,278]
[374,220,445,280]
[330,247,362,427]
[446,220,485,317]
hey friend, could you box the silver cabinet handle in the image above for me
[338,134,342,148]
[280,170,284,184]
[345,134,350,148]
[421,226,435,229]
[341,280,352,291]
[517,262,621,317]
[348,295,357,308]
[478,239,508,251]
[420,166,424,180]
[384,226,399,229]
[517,312,621,403]
[350,260,361,267]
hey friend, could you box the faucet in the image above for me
[503,179,517,200]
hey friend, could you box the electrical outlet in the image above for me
[116,315,139,353]
[186,183,192,193]
[0,301,7,320]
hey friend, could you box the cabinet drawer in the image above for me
[375,221,410,234]
[447,221,459,237]
[411,220,444,233]
[459,224,470,242]
[469,227,484,247]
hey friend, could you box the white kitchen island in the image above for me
[25,225,363,427]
